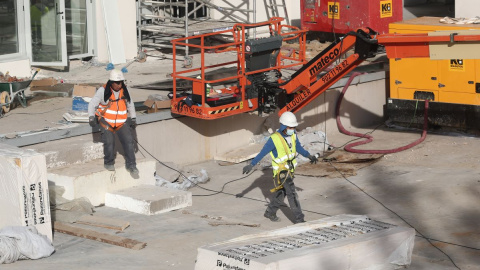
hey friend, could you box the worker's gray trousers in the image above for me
[266,176,305,222]
[101,123,136,169]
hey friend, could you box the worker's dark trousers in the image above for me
[101,124,136,169]
[266,175,305,222]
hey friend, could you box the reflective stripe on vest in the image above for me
[96,88,128,128]
[270,132,297,177]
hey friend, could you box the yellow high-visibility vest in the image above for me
[270,132,297,177]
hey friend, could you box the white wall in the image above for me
[456,0,480,17]
[137,77,386,165]
[94,0,137,63]
[0,58,32,78]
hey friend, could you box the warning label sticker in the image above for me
[328,2,340,19]
[380,0,393,18]
[449,59,465,71]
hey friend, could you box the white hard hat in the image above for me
[109,69,125,81]
[279,111,298,127]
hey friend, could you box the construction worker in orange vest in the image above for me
[88,69,139,177]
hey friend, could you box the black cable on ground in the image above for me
[134,138,331,216]
[327,161,461,270]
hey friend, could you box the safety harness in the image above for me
[270,132,296,193]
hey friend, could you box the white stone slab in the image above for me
[48,158,156,206]
[214,144,262,163]
[194,215,415,270]
[105,185,192,215]
[0,144,53,242]
[26,136,104,169]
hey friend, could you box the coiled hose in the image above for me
[336,72,429,154]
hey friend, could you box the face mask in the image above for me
[286,129,295,136]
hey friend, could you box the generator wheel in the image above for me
[1,91,11,114]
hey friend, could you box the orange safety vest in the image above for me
[95,86,128,132]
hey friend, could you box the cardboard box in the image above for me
[0,144,52,242]
[144,99,171,113]
[30,78,58,88]
[72,85,97,111]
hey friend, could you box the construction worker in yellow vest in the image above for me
[88,69,139,178]
[242,112,318,223]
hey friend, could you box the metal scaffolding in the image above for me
[137,0,257,57]
[265,0,289,25]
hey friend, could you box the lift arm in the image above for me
[278,29,480,117]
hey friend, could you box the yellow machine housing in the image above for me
[389,17,480,105]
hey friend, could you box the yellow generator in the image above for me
[387,17,480,130]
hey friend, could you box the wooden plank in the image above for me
[54,221,146,250]
[76,215,130,231]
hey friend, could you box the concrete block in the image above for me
[47,158,156,206]
[105,185,192,215]
[194,215,415,270]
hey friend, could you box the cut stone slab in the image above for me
[105,185,192,215]
[214,144,262,163]
[194,215,415,270]
[47,158,156,206]
[27,136,104,169]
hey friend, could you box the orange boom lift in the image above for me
[169,17,480,120]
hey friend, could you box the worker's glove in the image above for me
[89,116,97,127]
[242,164,253,174]
[130,118,137,129]
[308,155,318,164]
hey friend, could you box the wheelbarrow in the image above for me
[0,70,39,116]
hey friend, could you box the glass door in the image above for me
[27,0,67,66]
[0,0,21,57]
[65,0,94,59]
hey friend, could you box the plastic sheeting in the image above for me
[155,169,209,191]
[0,144,52,241]
[0,226,54,264]
[194,215,415,270]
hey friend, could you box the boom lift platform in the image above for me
[170,17,480,120]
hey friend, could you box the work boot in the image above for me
[104,164,115,171]
[127,166,139,178]
[264,211,280,222]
